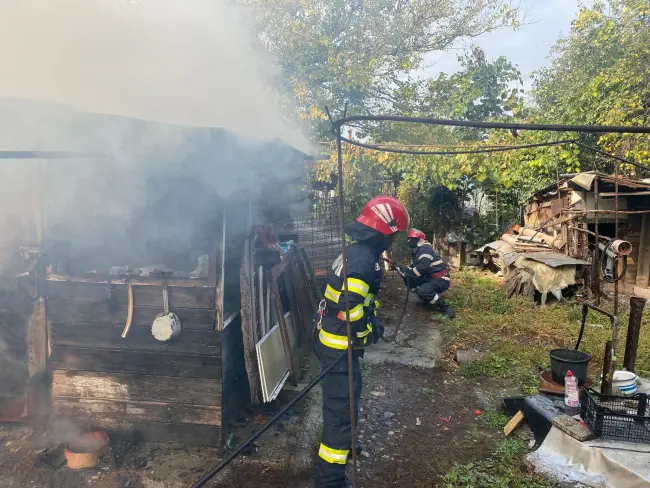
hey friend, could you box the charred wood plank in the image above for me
[52,416,221,446]
[52,396,221,426]
[46,281,216,309]
[50,323,221,356]
[240,239,262,404]
[51,370,221,405]
[47,299,215,330]
[50,346,221,378]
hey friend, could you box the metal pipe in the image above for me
[334,114,650,135]
[335,126,358,487]
[599,241,632,258]
[568,226,611,241]
[602,340,613,395]
[615,162,620,316]
[580,301,620,390]
[623,296,647,372]
[338,135,576,156]
[594,177,600,304]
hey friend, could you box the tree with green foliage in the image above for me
[532,0,650,170]
[238,0,522,137]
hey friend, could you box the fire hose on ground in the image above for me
[190,351,346,488]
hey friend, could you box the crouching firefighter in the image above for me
[401,228,455,318]
[313,196,409,488]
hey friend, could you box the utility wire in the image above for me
[338,135,577,155]
[574,141,650,173]
[333,114,650,134]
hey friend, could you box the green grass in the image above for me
[482,411,511,430]
[442,268,650,389]
[441,438,554,488]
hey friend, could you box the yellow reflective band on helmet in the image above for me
[343,278,369,298]
[318,444,349,465]
[337,304,364,322]
[324,284,341,303]
[319,329,349,350]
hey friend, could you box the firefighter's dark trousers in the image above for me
[314,350,362,488]
[414,277,450,305]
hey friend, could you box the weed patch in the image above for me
[443,268,650,387]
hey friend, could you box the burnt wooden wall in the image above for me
[47,279,223,446]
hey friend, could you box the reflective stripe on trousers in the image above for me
[314,362,362,488]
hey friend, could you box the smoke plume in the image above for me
[0,0,310,274]
[0,0,308,151]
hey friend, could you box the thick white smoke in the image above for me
[0,0,309,151]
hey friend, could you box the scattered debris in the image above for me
[34,446,66,470]
[416,418,422,426]
[454,350,486,366]
[383,412,395,420]
[552,415,594,442]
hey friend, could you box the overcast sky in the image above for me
[421,0,582,90]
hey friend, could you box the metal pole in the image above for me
[602,340,613,395]
[615,162,620,316]
[594,177,600,304]
[335,130,358,487]
[624,296,647,372]
[495,191,499,233]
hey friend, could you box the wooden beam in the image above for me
[46,281,216,309]
[47,300,216,330]
[637,214,650,287]
[240,239,262,404]
[27,297,47,378]
[52,397,221,426]
[504,410,525,436]
[47,275,212,288]
[54,416,221,447]
[52,370,221,405]
[50,346,221,378]
[50,323,221,356]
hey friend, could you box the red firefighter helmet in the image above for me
[408,228,426,240]
[356,196,409,235]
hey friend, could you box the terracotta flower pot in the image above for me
[64,431,109,470]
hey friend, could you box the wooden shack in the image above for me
[0,100,310,446]
[524,172,650,297]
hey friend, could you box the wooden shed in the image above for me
[524,172,650,298]
[0,100,310,446]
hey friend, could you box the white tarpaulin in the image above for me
[527,427,650,488]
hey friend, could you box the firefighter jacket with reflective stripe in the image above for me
[321,242,382,350]
[410,240,448,278]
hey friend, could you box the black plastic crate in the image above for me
[581,388,650,444]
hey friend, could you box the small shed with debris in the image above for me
[524,172,650,297]
[0,99,317,446]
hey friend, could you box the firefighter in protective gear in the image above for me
[401,228,455,319]
[314,196,409,488]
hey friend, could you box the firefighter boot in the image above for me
[438,299,456,319]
